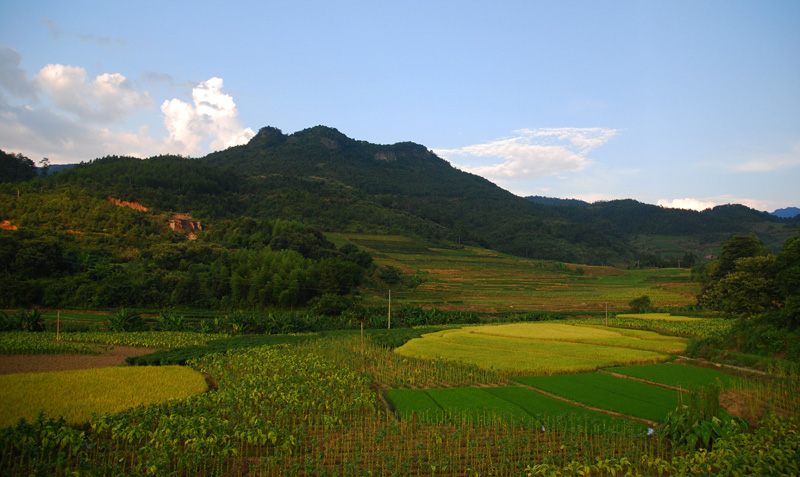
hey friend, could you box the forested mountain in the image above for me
[203,126,631,263]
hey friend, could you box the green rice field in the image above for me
[387,386,642,430]
[604,362,744,389]
[513,373,684,423]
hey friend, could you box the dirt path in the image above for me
[0,346,156,375]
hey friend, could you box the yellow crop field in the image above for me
[0,366,207,427]
[616,313,700,322]
[394,323,687,375]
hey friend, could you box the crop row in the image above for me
[580,315,734,340]
[0,332,101,355]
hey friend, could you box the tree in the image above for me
[629,295,652,313]
[39,158,50,177]
[711,234,767,282]
[699,255,780,317]
[0,150,37,183]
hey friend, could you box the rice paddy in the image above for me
[394,322,687,375]
[0,365,208,427]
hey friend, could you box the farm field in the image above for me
[0,365,207,427]
[394,322,687,375]
[387,386,643,430]
[512,373,683,424]
[1,329,798,475]
[331,233,699,312]
[604,362,744,389]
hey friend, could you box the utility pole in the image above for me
[388,289,391,329]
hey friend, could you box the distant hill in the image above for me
[772,207,800,219]
[10,125,798,265]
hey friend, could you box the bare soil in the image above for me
[0,346,156,375]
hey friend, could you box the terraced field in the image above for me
[330,233,698,312]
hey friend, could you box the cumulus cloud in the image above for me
[161,77,255,156]
[434,127,619,179]
[0,48,254,163]
[35,64,152,122]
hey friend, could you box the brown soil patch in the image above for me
[0,346,156,375]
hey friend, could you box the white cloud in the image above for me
[657,195,777,212]
[35,64,152,122]
[0,48,254,163]
[657,198,718,211]
[161,77,255,156]
[434,127,619,179]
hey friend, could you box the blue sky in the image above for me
[1,1,798,212]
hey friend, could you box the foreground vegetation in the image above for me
[1,327,799,475]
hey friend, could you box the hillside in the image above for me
[204,126,797,262]
[203,126,629,263]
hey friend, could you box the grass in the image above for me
[393,323,686,375]
[513,373,684,423]
[0,366,207,427]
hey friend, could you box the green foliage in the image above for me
[0,150,38,183]
[657,382,747,450]
[107,308,147,332]
[628,294,652,313]
[15,308,45,332]
[157,310,186,332]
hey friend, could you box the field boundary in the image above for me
[676,356,768,376]
[515,382,659,428]
[598,369,686,392]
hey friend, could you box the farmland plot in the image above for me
[604,362,743,389]
[513,373,683,423]
[394,323,686,375]
[388,386,641,430]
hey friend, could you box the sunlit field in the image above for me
[334,234,699,312]
[394,323,687,375]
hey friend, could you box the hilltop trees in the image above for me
[0,150,37,183]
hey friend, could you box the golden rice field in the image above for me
[0,365,208,427]
[394,322,688,375]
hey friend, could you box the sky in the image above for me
[1,1,798,212]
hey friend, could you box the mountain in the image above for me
[5,125,797,265]
[772,207,800,219]
[202,126,628,263]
